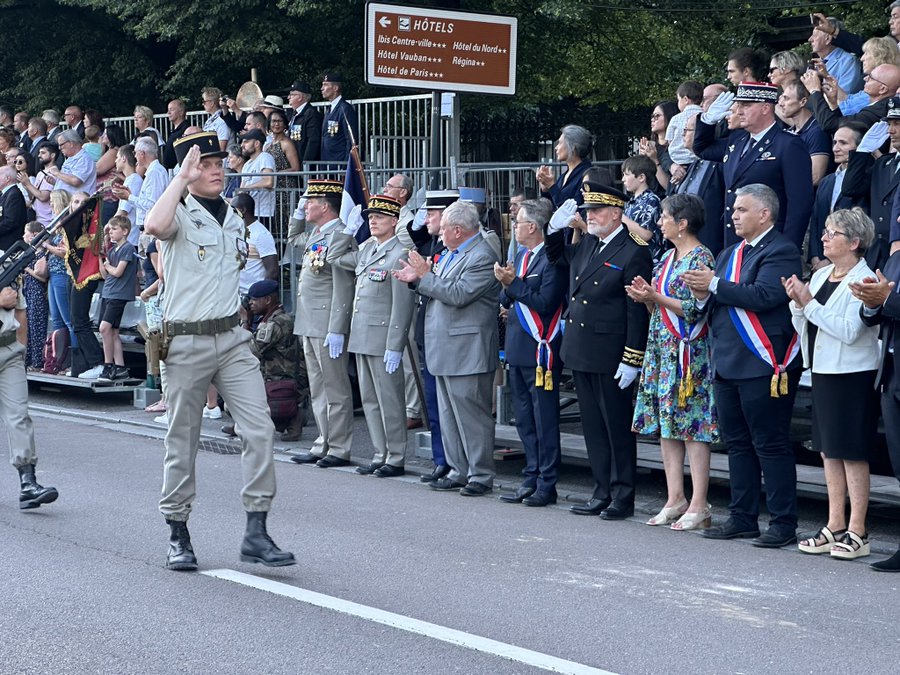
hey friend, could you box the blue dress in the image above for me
[23,252,49,369]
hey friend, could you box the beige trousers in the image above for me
[302,336,353,460]
[0,341,36,468]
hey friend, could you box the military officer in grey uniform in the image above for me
[290,179,356,468]
[327,194,417,477]
[0,279,58,510]
[394,200,502,495]
[145,131,295,571]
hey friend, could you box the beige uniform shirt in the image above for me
[158,195,244,322]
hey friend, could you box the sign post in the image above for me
[366,3,517,186]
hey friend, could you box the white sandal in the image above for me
[646,498,688,526]
[798,526,845,554]
[830,531,870,560]
[671,505,711,531]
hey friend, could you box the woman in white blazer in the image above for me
[784,208,880,561]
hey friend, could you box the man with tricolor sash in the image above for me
[495,198,568,507]
[545,182,653,521]
[683,183,803,549]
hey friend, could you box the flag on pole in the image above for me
[60,195,104,289]
[341,150,370,243]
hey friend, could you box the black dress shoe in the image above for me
[870,547,900,572]
[316,455,351,468]
[356,463,382,475]
[570,498,611,516]
[374,464,405,478]
[702,519,761,540]
[429,478,466,491]
[523,490,557,507]
[460,482,492,496]
[751,529,798,548]
[600,503,634,520]
[290,452,323,464]
[420,464,450,483]
[498,486,536,504]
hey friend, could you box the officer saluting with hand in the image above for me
[144,131,295,572]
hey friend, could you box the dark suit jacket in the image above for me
[17,134,32,153]
[408,224,445,347]
[545,226,652,374]
[540,159,592,208]
[860,251,900,392]
[289,103,323,165]
[161,119,190,170]
[675,159,725,256]
[321,98,359,163]
[29,137,49,161]
[694,120,813,250]
[808,169,867,262]
[500,246,568,368]
[843,149,898,270]
[705,230,802,380]
[809,91,889,135]
[0,186,27,252]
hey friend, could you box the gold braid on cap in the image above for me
[366,197,400,216]
[306,183,344,196]
[583,191,625,208]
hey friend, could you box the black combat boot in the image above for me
[240,511,296,566]
[165,519,198,571]
[18,464,59,510]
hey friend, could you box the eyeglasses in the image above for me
[769,66,779,73]
[650,113,663,120]
[682,126,696,134]
[822,228,850,240]
[13,159,25,165]
[865,73,888,87]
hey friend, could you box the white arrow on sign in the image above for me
[378,16,391,28]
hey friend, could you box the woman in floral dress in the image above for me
[22,221,49,369]
[628,193,718,531]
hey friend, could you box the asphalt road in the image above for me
[2,403,900,674]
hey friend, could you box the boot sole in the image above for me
[240,554,297,567]
[166,561,199,571]
[20,488,59,510]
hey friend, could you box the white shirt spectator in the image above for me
[118,172,145,246]
[239,219,277,294]
[122,159,169,238]
[665,104,703,165]
[240,152,276,218]
[58,149,96,195]
[203,111,231,145]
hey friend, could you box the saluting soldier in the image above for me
[290,179,355,468]
[545,183,653,520]
[145,131,295,571]
[0,278,58,510]
[327,194,417,477]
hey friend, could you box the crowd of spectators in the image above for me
[5,6,900,573]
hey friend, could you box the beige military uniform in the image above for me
[157,195,276,521]
[0,285,36,468]
[293,218,355,460]
[328,233,415,467]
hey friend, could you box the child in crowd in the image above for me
[97,215,137,381]
[621,155,664,261]
[22,221,49,370]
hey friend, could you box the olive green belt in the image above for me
[163,312,240,337]
[0,332,16,348]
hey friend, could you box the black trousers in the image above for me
[880,356,900,485]
[509,365,561,493]
[69,279,105,376]
[573,370,637,505]
[714,370,800,533]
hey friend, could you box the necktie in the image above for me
[741,137,756,158]
[519,251,531,278]
[591,239,605,259]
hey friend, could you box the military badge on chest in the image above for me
[327,120,339,137]
[367,268,388,282]
[307,243,327,273]
[289,123,302,142]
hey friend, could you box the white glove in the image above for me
[548,199,578,233]
[324,332,344,359]
[700,91,735,125]
[858,121,889,154]
[614,363,640,390]
[411,207,427,231]
[291,197,307,220]
[342,204,364,235]
[384,349,402,374]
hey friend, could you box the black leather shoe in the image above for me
[523,490,557,507]
[702,519,761,540]
[600,503,634,520]
[356,463,382,475]
[18,465,58,511]
[316,455,351,468]
[870,547,900,572]
[240,512,296,567]
[499,486,536,504]
[165,519,198,571]
[460,482,492,496]
[751,529,798,548]
[420,464,450,483]
[429,478,466,491]
[570,498,611,516]
[290,452,322,464]
[374,464,405,478]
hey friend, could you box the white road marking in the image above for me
[201,568,615,675]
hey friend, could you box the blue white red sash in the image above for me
[723,241,799,397]
[513,250,563,390]
[654,250,708,406]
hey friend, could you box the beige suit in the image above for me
[293,218,355,460]
[328,233,416,466]
[0,289,37,469]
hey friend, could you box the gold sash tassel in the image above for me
[770,373,780,398]
[543,369,553,391]
[535,365,544,388]
[779,370,788,396]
